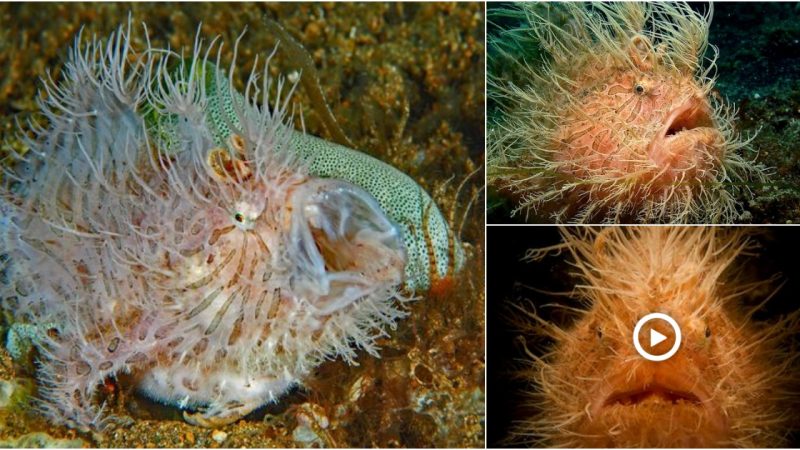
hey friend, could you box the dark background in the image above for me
[486,226,800,447]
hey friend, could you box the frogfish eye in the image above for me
[634,84,645,95]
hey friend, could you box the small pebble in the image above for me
[211,430,228,444]
[184,431,195,445]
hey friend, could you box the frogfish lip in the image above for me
[661,96,714,140]
[648,96,721,171]
[591,362,728,433]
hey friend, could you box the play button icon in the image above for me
[650,328,667,347]
[633,313,682,362]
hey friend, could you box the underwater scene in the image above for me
[487,2,800,224]
[487,226,800,447]
[0,2,484,448]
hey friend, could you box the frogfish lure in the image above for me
[0,22,464,431]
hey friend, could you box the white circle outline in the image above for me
[632,313,682,362]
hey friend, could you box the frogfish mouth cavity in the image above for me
[288,178,407,315]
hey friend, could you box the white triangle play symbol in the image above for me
[650,329,667,347]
